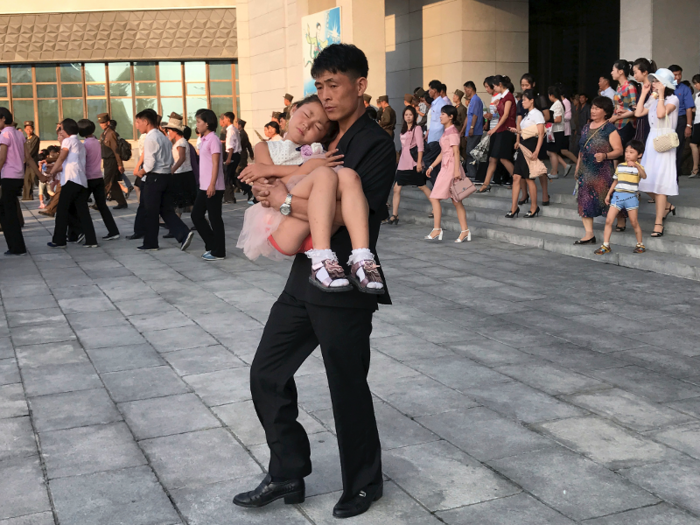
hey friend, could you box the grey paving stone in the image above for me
[29,388,122,432]
[127,311,196,332]
[140,428,261,490]
[58,295,116,313]
[102,366,190,402]
[417,406,552,461]
[384,440,520,512]
[368,352,422,385]
[437,492,575,524]
[495,362,606,395]
[619,347,700,379]
[0,359,20,385]
[620,458,700,516]
[0,511,56,525]
[408,354,513,392]
[75,324,146,349]
[519,342,630,373]
[162,345,245,376]
[0,417,37,461]
[368,334,454,361]
[120,393,221,440]
[50,465,181,525]
[142,325,219,353]
[300,481,443,524]
[21,363,102,397]
[666,397,700,419]
[447,339,535,367]
[564,388,694,432]
[15,341,89,368]
[0,457,51,521]
[171,476,310,525]
[3,295,58,312]
[182,367,251,406]
[0,338,12,360]
[590,366,700,403]
[10,322,76,347]
[488,447,659,521]
[582,503,700,524]
[0,384,28,419]
[40,422,146,479]
[651,423,700,460]
[64,311,130,331]
[218,326,265,363]
[536,416,674,470]
[86,344,164,373]
[6,308,64,328]
[114,297,175,316]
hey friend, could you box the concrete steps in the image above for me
[393,185,700,282]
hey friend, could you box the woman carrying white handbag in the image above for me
[635,68,679,238]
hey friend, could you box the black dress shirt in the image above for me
[284,111,395,310]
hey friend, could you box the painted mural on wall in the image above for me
[302,7,341,96]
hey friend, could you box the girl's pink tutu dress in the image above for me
[236,141,325,261]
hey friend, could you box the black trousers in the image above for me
[191,189,225,257]
[87,178,119,236]
[53,181,97,246]
[104,157,127,206]
[142,173,190,249]
[676,115,688,179]
[250,292,382,503]
[224,152,242,202]
[0,178,26,254]
[423,141,442,188]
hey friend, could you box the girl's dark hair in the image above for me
[183,126,192,141]
[494,75,514,92]
[61,118,79,136]
[401,105,418,135]
[77,119,96,137]
[521,89,535,101]
[0,107,13,126]
[265,121,281,134]
[613,59,631,78]
[633,58,657,74]
[483,76,496,89]
[691,74,700,85]
[310,43,368,80]
[520,73,536,88]
[424,95,433,105]
[591,96,614,119]
[441,104,458,123]
[196,109,218,132]
[663,87,674,99]
[626,139,645,156]
[290,95,339,147]
[547,86,562,101]
[168,127,184,137]
[295,93,323,110]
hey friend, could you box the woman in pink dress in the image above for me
[424,105,471,243]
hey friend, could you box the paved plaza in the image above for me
[2,201,700,524]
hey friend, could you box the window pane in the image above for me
[210,82,232,96]
[161,98,183,120]
[62,84,83,98]
[0,100,7,109]
[211,97,233,135]
[209,63,232,81]
[12,85,33,99]
[0,86,6,98]
[10,65,32,83]
[184,62,206,82]
[186,83,206,95]
[84,63,106,83]
[60,63,82,83]
[109,62,131,82]
[186,96,207,128]
[0,67,7,83]
[12,100,34,129]
[110,83,132,97]
[135,83,156,96]
[35,64,57,83]
[160,82,182,96]
[62,99,84,120]
[87,99,107,125]
[133,62,156,81]
[87,84,106,96]
[38,99,59,140]
[159,62,181,81]
[136,98,156,113]
[37,85,58,98]
[110,99,134,140]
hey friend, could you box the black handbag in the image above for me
[410,146,418,161]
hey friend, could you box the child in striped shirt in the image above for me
[596,140,647,255]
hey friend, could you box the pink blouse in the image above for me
[397,125,424,170]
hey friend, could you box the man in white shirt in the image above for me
[599,75,615,101]
[222,111,242,203]
[133,108,193,252]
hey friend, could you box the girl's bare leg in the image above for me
[392,183,401,217]
[288,166,338,250]
[337,168,370,250]
[269,217,311,255]
[691,143,699,174]
[539,173,549,203]
[418,185,431,198]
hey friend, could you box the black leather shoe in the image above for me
[232,474,305,508]
[113,204,128,210]
[574,236,596,245]
[332,482,383,519]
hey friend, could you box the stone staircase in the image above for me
[393,179,700,281]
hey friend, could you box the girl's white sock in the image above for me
[347,248,374,266]
[305,249,336,265]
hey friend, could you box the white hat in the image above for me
[162,112,186,132]
[649,68,677,91]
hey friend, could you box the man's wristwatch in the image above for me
[280,194,293,216]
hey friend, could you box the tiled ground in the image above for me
[2,200,700,524]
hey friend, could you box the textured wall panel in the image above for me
[0,8,237,63]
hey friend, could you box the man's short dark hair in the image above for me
[197,109,218,132]
[265,121,280,134]
[310,43,368,80]
[626,139,645,156]
[464,81,476,91]
[600,74,612,83]
[109,119,117,129]
[669,64,682,73]
[440,83,447,93]
[0,107,12,126]
[224,112,236,123]
[428,80,441,91]
[78,119,96,137]
[135,108,159,127]
[61,118,79,136]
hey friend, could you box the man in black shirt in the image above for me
[233,44,394,519]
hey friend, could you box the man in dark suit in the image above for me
[233,44,395,520]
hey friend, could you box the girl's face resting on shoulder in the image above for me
[286,101,331,145]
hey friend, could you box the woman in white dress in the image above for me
[635,68,679,238]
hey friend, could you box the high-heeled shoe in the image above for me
[455,229,471,243]
[505,207,520,218]
[387,215,399,225]
[518,195,530,205]
[477,185,491,194]
[664,205,676,220]
[542,195,551,206]
[424,228,443,241]
[524,206,540,218]
[651,224,664,237]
